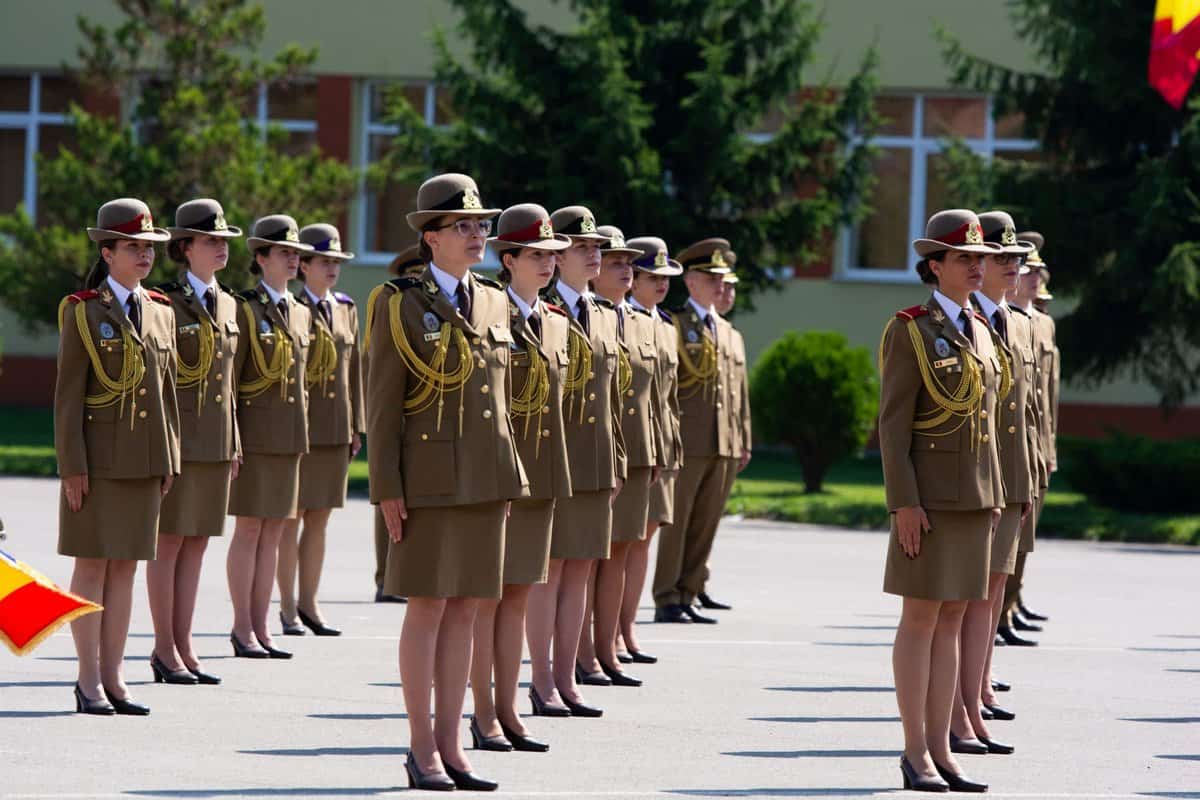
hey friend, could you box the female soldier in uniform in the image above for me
[469,203,571,754]
[147,198,243,687]
[526,205,626,719]
[226,215,313,660]
[368,173,526,792]
[619,236,683,663]
[878,209,1003,792]
[56,198,180,714]
[276,223,363,638]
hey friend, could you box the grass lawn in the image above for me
[7,407,1198,545]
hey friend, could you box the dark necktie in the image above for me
[704,313,716,340]
[457,283,473,322]
[126,295,141,335]
[528,311,542,341]
[576,298,590,336]
[616,305,626,340]
[958,309,975,347]
[319,299,333,327]
[992,308,1008,345]
[277,299,289,326]
[204,288,215,318]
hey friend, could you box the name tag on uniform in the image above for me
[99,338,122,348]
[933,356,959,369]
[177,323,200,335]
[489,325,513,344]
[225,319,239,334]
[423,331,442,342]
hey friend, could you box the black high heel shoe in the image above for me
[983,702,1015,721]
[933,761,988,793]
[469,716,513,751]
[949,731,988,755]
[230,632,268,659]
[187,665,222,685]
[574,661,611,686]
[104,689,150,716]
[899,756,949,793]
[151,652,198,685]
[529,685,570,717]
[627,648,658,664]
[261,640,293,659]
[74,683,115,715]
[560,693,603,718]
[977,734,1014,755]
[499,719,549,752]
[298,607,341,637]
[280,611,306,636]
[443,761,499,792]
[598,660,642,687]
[404,753,455,792]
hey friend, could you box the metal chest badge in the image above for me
[259,318,271,334]
[99,322,115,339]
[934,337,951,358]
[686,328,699,343]
[423,312,441,332]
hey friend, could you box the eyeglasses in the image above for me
[434,218,493,237]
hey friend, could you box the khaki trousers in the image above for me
[653,455,730,607]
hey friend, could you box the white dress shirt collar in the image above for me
[429,262,470,302]
[972,291,1006,322]
[506,286,537,320]
[259,280,286,307]
[628,296,656,316]
[555,279,591,319]
[105,275,140,311]
[305,286,332,306]
[185,271,218,300]
[687,296,714,321]
[933,290,972,333]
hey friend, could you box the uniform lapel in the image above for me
[183,286,215,329]
[102,287,144,345]
[928,294,972,354]
[421,267,480,338]
[263,293,294,341]
[297,291,332,337]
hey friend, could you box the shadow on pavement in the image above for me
[824,625,895,631]
[238,746,408,757]
[1166,668,1200,673]
[813,642,891,648]
[0,710,74,718]
[723,749,898,759]
[750,716,900,723]
[1128,647,1200,653]
[766,686,893,693]
[0,680,73,688]
[1121,717,1200,723]
[126,789,401,797]
[666,790,885,797]
[1156,754,1200,760]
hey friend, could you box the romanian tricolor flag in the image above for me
[1150,0,1200,108]
[0,549,100,656]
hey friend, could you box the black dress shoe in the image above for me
[74,683,115,715]
[990,678,1011,693]
[899,756,949,792]
[443,761,498,792]
[404,753,454,791]
[978,734,1014,755]
[697,591,732,610]
[1011,611,1042,632]
[933,761,988,793]
[499,720,549,752]
[654,604,692,623]
[1018,601,1048,622]
[997,624,1037,647]
[627,648,657,664]
[575,661,611,686]
[983,702,1015,721]
[298,607,342,637]
[187,666,222,685]
[469,716,513,751]
[151,652,198,685]
[617,652,633,664]
[374,586,407,603]
[262,641,293,659]
[949,732,988,755]
[560,694,603,718]
[104,690,150,716]
[598,660,642,687]
[682,604,718,624]
[529,686,570,717]
[980,706,993,721]
[994,633,1007,647]
[280,611,306,636]
[230,632,269,659]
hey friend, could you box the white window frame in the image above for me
[838,93,1038,284]
[254,82,318,141]
[0,72,73,222]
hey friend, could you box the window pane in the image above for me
[371,82,425,124]
[268,81,317,120]
[923,97,986,139]
[852,147,911,270]
[875,95,914,137]
[38,124,76,159]
[0,128,26,213]
[994,109,1027,140]
[0,76,30,112]
[281,129,318,156]
[434,84,457,125]
[40,75,82,113]
[925,152,952,220]
[366,135,420,253]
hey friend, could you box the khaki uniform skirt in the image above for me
[59,477,162,561]
[159,461,231,537]
[297,444,352,511]
[550,489,612,561]
[503,498,554,585]
[384,500,506,599]
[611,467,652,544]
[990,504,1022,575]
[1019,494,1042,553]
[649,470,677,526]
[883,508,992,601]
[228,452,301,519]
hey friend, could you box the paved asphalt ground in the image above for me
[1,475,1198,799]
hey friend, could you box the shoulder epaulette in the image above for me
[473,276,502,290]
[973,310,988,322]
[155,281,182,294]
[544,303,567,317]
[630,305,652,317]
[146,290,172,305]
[593,296,615,309]
[1008,304,1031,317]
[334,291,354,305]
[656,308,673,323]
[237,288,261,303]
[894,305,928,322]
[65,289,100,305]
[386,277,420,292]
[218,282,235,295]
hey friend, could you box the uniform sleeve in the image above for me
[610,338,628,482]
[1049,341,1060,470]
[349,305,366,435]
[164,320,182,475]
[366,290,408,503]
[54,302,90,477]
[739,338,752,453]
[877,318,922,512]
[648,354,664,466]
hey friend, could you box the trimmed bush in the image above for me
[749,330,879,493]
[1058,433,1200,513]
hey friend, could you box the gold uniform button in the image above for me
[588,371,595,379]
[480,385,490,394]
[473,337,482,346]
[138,387,147,396]
[589,392,597,400]
[587,415,596,424]
[981,434,990,442]
[215,394,223,403]
[627,407,636,416]
[1008,425,1016,434]
[215,374,222,381]
[980,410,988,419]
[327,375,334,382]
[138,410,148,419]
[477,359,487,369]
[244,400,251,406]
[483,409,493,419]
[542,406,551,414]
[1037,389,1043,395]
[542,429,551,438]
[215,351,223,359]
[716,402,723,408]
[421,433,429,441]
[928,443,935,449]
[328,392,336,399]
[87,414,93,421]
[626,389,634,397]
[1009,402,1017,411]
[288,377,296,384]
[287,396,295,404]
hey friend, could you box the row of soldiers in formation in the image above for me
[877,207,1060,793]
[52,173,752,792]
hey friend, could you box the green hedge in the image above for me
[1057,433,1200,513]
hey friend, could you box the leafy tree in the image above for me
[0,0,358,332]
[378,0,879,309]
[750,330,878,492]
[936,2,1200,408]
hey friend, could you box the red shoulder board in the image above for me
[544,303,568,316]
[894,304,928,322]
[973,310,988,322]
[66,289,100,305]
[146,290,172,305]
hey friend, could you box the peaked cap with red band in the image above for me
[488,203,570,252]
[913,209,1003,258]
[87,198,170,243]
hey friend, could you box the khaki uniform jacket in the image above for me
[650,308,683,472]
[508,294,573,501]
[673,304,736,459]
[877,296,1004,513]
[1031,308,1059,476]
[617,304,664,469]
[158,279,241,462]
[366,270,528,508]
[974,300,1040,505]
[54,286,182,479]
[233,286,311,456]
[295,290,365,446]
[543,285,628,492]
[724,325,753,458]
